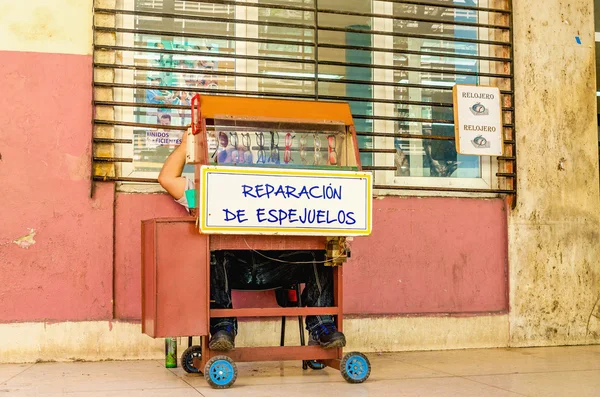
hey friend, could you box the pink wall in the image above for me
[0,50,507,324]
[114,194,508,320]
[346,197,508,314]
[0,51,114,322]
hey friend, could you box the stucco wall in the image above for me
[0,49,115,322]
[114,194,508,319]
[509,0,600,345]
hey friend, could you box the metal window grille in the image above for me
[92,0,515,202]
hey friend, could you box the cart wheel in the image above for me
[181,345,202,374]
[204,356,237,389]
[306,360,325,370]
[340,352,371,384]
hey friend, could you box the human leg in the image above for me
[301,255,346,348]
[209,251,236,351]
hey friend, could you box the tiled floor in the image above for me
[1,345,599,396]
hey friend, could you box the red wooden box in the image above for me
[141,218,209,338]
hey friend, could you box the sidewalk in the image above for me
[1,345,599,396]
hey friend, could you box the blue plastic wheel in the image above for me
[340,352,371,383]
[204,356,237,389]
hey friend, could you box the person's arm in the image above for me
[158,128,189,199]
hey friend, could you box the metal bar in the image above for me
[172,0,511,16]
[93,156,133,163]
[93,176,158,183]
[94,82,317,100]
[92,81,501,104]
[363,166,398,171]
[94,26,316,48]
[211,307,340,318]
[496,173,516,177]
[498,156,516,161]
[380,0,511,14]
[94,44,314,66]
[96,97,513,112]
[94,113,516,138]
[317,8,510,30]
[318,42,511,63]
[318,59,512,79]
[94,119,188,131]
[280,316,286,346]
[95,100,188,110]
[178,0,314,13]
[296,282,308,370]
[200,346,339,363]
[93,137,133,144]
[94,112,516,131]
[359,148,397,153]
[95,61,513,94]
[95,62,317,83]
[318,77,513,95]
[355,131,516,146]
[320,95,514,112]
[374,184,515,194]
[357,131,453,141]
[95,8,315,30]
[508,0,517,208]
[318,75,513,94]
[352,114,514,128]
[318,26,511,47]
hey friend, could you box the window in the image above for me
[93,0,515,196]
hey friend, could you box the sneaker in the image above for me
[209,326,235,351]
[311,324,346,349]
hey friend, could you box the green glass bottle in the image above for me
[165,337,177,368]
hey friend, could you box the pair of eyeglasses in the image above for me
[327,135,338,165]
[241,132,253,163]
[284,133,294,164]
[213,131,229,162]
[229,132,238,148]
[257,132,266,164]
[299,135,307,165]
[229,132,239,164]
[270,131,280,164]
[313,134,322,165]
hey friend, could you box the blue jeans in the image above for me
[209,250,335,338]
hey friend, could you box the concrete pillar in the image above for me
[509,0,600,345]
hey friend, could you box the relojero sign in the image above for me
[453,85,503,156]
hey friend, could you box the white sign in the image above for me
[199,166,372,236]
[453,85,503,156]
[145,130,183,148]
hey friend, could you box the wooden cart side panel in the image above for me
[154,220,210,338]
[141,219,157,337]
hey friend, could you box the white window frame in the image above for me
[110,0,502,194]
[371,0,498,193]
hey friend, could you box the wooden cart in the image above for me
[142,95,373,389]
